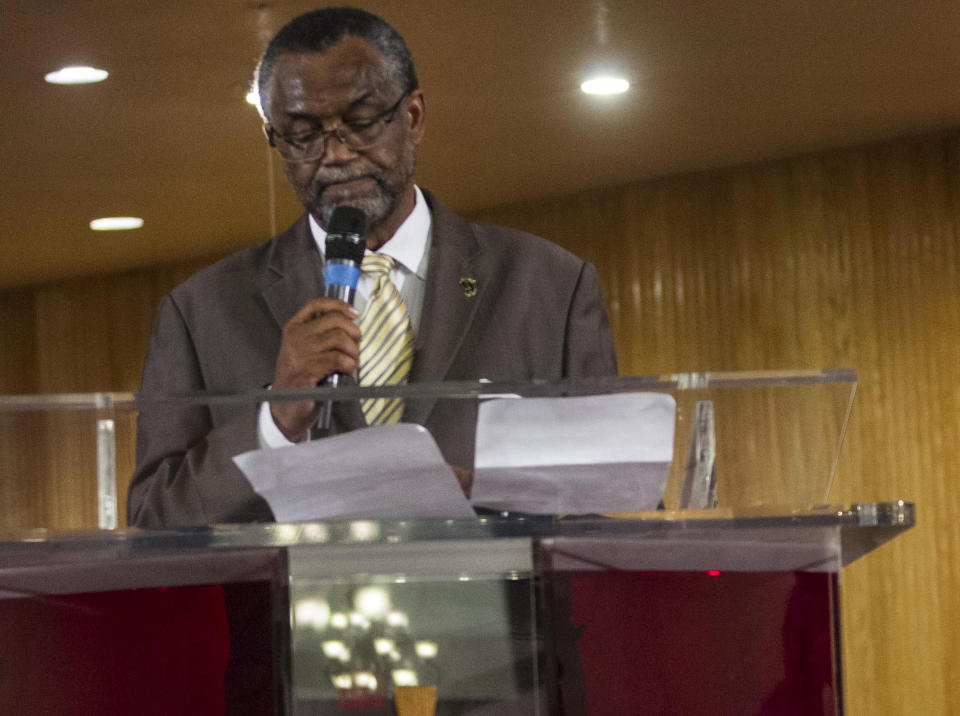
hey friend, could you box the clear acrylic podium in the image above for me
[0,371,914,715]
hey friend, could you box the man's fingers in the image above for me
[288,297,359,325]
[307,345,358,376]
[276,342,358,384]
[295,314,362,343]
[284,303,362,347]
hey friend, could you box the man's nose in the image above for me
[319,130,358,164]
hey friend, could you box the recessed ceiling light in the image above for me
[45,66,109,85]
[90,217,143,231]
[580,76,630,95]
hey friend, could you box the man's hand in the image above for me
[271,298,361,441]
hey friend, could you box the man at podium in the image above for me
[127,6,617,529]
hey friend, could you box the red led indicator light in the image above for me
[706,570,722,577]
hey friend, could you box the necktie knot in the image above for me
[362,252,394,279]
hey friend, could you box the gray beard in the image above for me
[307,162,410,233]
[315,186,395,231]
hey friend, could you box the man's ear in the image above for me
[407,90,426,145]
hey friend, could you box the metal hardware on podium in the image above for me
[678,400,717,509]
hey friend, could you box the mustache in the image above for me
[313,167,383,191]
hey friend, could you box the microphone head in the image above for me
[325,206,367,263]
[328,205,366,236]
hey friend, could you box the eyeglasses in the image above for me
[267,93,408,162]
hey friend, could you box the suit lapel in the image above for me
[404,194,484,425]
[261,214,324,330]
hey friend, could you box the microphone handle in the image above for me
[324,283,356,304]
[317,281,358,432]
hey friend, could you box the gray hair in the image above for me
[254,6,419,122]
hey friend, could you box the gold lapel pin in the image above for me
[459,277,477,297]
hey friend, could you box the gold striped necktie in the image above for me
[358,252,414,424]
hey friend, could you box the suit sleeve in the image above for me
[563,261,619,377]
[127,294,274,527]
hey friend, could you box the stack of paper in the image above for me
[470,393,676,514]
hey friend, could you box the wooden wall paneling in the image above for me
[937,143,960,715]
[832,136,960,714]
[0,289,38,394]
[0,412,51,529]
[0,290,44,528]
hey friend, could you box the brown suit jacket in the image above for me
[127,191,617,527]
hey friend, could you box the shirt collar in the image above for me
[309,185,431,277]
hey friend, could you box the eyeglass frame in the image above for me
[265,92,410,162]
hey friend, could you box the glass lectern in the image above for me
[0,371,913,715]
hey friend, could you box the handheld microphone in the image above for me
[318,206,367,431]
[323,206,367,302]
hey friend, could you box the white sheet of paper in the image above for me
[232,423,476,521]
[471,393,676,514]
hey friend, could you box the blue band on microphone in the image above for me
[324,263,361,289]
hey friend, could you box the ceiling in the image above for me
[3,0,960,290]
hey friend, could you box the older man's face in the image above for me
[266,37,424,237]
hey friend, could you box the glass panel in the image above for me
[288,540,538,714]
[539,567,840,715]
[0,393,136,530]
[0,370,857,530]
[0,540,289,714]
[658,372,857,509]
